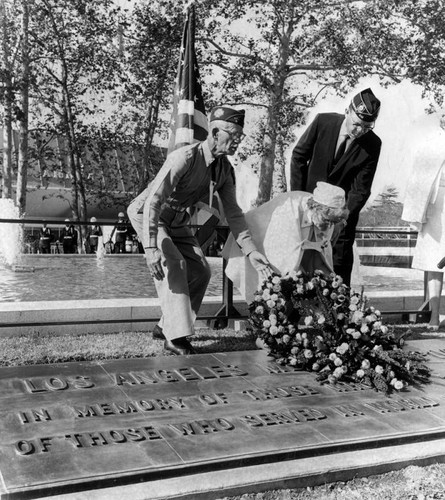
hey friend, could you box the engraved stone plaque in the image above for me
[0,340,444,498]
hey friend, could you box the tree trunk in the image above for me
[60,58,88,251]
[1,0,13,199]
[255,93,280,206]
[138,89,161,194]
[16,0,29,215]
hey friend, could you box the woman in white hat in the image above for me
[223,182,349,300]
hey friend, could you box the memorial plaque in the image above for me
[1,340,445,498]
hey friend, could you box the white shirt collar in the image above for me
[202,140,216,167]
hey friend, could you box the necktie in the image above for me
[334,135,349,164]
[209,158,219,208]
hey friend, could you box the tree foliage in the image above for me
[198,0,445,205]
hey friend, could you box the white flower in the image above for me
[351,311,364,323]
[296,285,304,294]
[394,380,404,391]
[361,359,371,370]
[356,369,365,378]
[323,288,329,296]
[301,332,308,339]
[254,294,262,302]
[270,317,277,326]
[360,324,370,334]
[267,300,276,308]
[333,367,344,378]
[304,349,314,359]
[295,333,302,342]
[255,306,264,314]
[306,282,314,290]
[349,304,357,311]
[350,296,360,305]
[271,293,279,301]
[375,309,381,316]
[304,316,314,326]
[380,325,388,334]
[334,357,343,366]
[269,326,278,335]
[291,347,299,355]
[263,320,271,328]
[373,321,382,330]
[312,362,320,371]
[282,334,291,344]
[346,328,355,335]
[352,331,361,340]
[317,315,326,325]
[329,353,337,361]
[262,291,270,300]
[272,276,281,284]
[289,357,298,366]
[331,292,338,301]
[373,345,382,351]
[336,342,349,355]
[375,365,384,374]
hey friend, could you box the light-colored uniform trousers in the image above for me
[128,203,211,341]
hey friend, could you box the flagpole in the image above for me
[167,2,208,155]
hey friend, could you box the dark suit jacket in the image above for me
[290,113,382,230]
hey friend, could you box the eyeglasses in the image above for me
[220,128,246,142]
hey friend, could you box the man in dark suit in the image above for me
[290,88,382,285]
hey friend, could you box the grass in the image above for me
[1,324,445,499]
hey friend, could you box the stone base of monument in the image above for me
[1,339,445,500]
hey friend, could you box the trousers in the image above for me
[128,203,211,340]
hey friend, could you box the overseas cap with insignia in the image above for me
[351,88,381,122]
[210,106,245,128]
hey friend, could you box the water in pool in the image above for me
[0,255,224,302]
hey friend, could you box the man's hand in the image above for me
[248,251,273,281]
[145,247,165,281]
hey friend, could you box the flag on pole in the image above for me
[167,3,222,254]
[167,4,208,154]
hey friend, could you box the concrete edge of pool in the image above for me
[0,290,429,337]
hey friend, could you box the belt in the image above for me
[165,202,187,213]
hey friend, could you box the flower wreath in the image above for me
[248,270,431,394]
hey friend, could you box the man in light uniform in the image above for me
[128,106,272,355]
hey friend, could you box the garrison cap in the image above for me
[210,106,245,128]
[351,88,381,122]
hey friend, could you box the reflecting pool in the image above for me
[0,255,224,302]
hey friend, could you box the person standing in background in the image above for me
[38,222,53,254]
[60,219,77,254]
[85,217,103,254]
[290,88,382,286]
[110,212,128,254]
[402,120,445,331]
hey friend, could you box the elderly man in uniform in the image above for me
[290,88,382,286]
[128,106,272,355]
